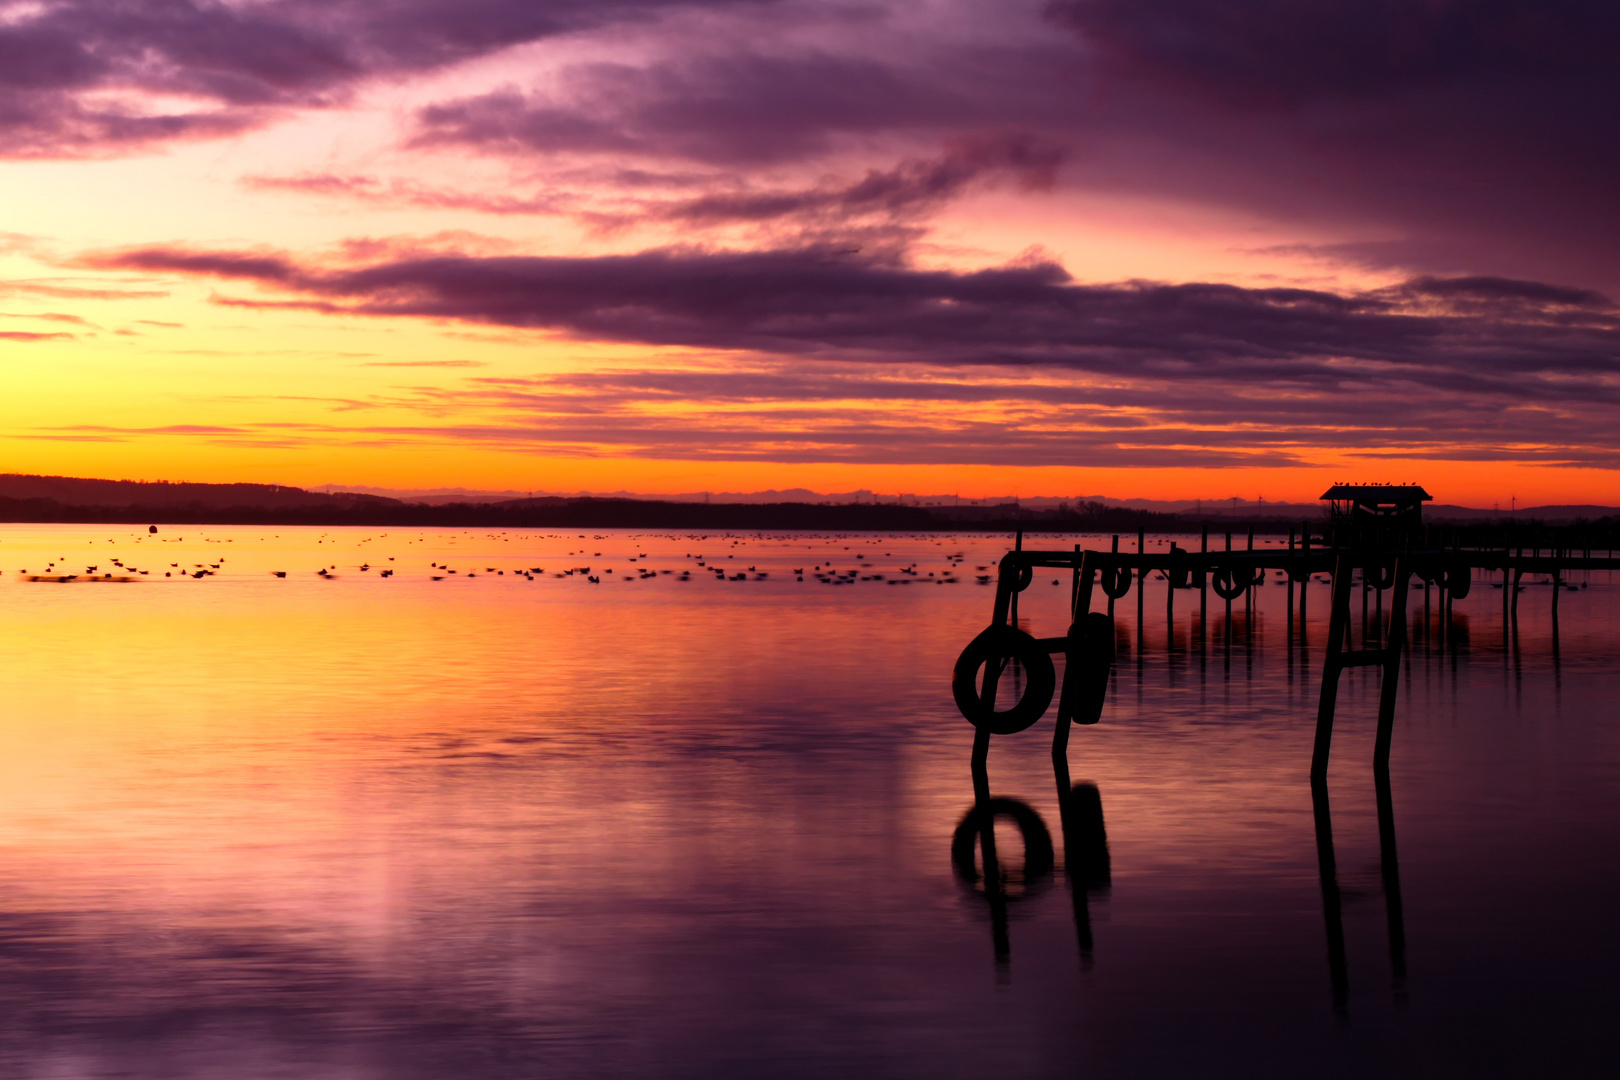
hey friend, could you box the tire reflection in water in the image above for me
[950,759,1111,974]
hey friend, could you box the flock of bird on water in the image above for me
[7,532,999,586]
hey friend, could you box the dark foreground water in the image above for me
[1,525,1616,1078]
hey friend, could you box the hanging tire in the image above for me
[952,624,1056,735]
[1100,565,1132,599]
[1442,564,1472,599]
[1366,563,1396,589]
[1211,565,1256,600]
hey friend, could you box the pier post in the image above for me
[1312,556,1353,781]
[1069,543,1082,624]
[1373,558,1409,772]
[1246,526,1255,632]
[1074,549,1095,620]
[1224,531,1233,649]
[1199,525,1208,658]
[1300,527,1310,648]
[1107,534,1119,618]
[971,728,992,804]
[1009,529,1024,628]
[1136,528,1146,656]
[1288,528,1296,646]
[1361,565,1369,644]
[1166,551,1176,652]
[1511,556,1522,623]
[1502,541,1511,626]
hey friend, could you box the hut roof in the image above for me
[1320,484,1432,504]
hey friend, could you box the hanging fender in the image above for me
[1099,565,1132,599]
[951,624,1057,735]
[1211,565,1258,600]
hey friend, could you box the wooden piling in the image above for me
[1166,551,1175,652]
[1224,531,1233,648]
[1373,558,1409,771]
[1300,526,1310,647]
[1199,525,1208,657]
[1311,556,1353,781]
[1511,550,1522,622]
[1287,528,1296,646]
[1010,529,1023,629]
[1136,528,1145,656]
[1502,538,1511,625]
[1108,534,1119,618]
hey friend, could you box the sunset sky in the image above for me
[3,0,1618,505]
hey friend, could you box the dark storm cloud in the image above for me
[0,0,771,155]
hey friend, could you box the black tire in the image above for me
[1443,564,1472,599]
[1100,565,1132,599]
[1366,563,1396,589]
[952,624,1056,734]
[1211,565,1255,600]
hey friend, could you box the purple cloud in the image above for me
[0,0,774,156]
[89,244,1620,377]
[81,241,1620,467]
[394,1,1620,288]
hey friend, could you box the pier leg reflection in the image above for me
[955,752,1108,972]
[1310,778,1350,1016]
[1310,774,1409,1016]
[1375,769,1408,1000]
[1054,756,1111,968]
[951,795,1054,973]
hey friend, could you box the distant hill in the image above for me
[0,473,401,510]
[1425,503,1620,522]
[0,473,1614,531]
[312,482,1620,522]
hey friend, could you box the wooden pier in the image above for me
[953,524,1620,778]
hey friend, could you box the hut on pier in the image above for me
[1321,484,1431,548]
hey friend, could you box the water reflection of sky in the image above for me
[0,525,1616,1077]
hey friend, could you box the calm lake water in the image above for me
[1,524,1616,1078]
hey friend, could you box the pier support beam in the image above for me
[1373,562,1410,772]
[1312,556,1353,781]
[1314,556,1409,781]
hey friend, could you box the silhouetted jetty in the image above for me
[954,484,1620,779]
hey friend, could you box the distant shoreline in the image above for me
[3,495,1617,538]
[1,473,1616,533]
